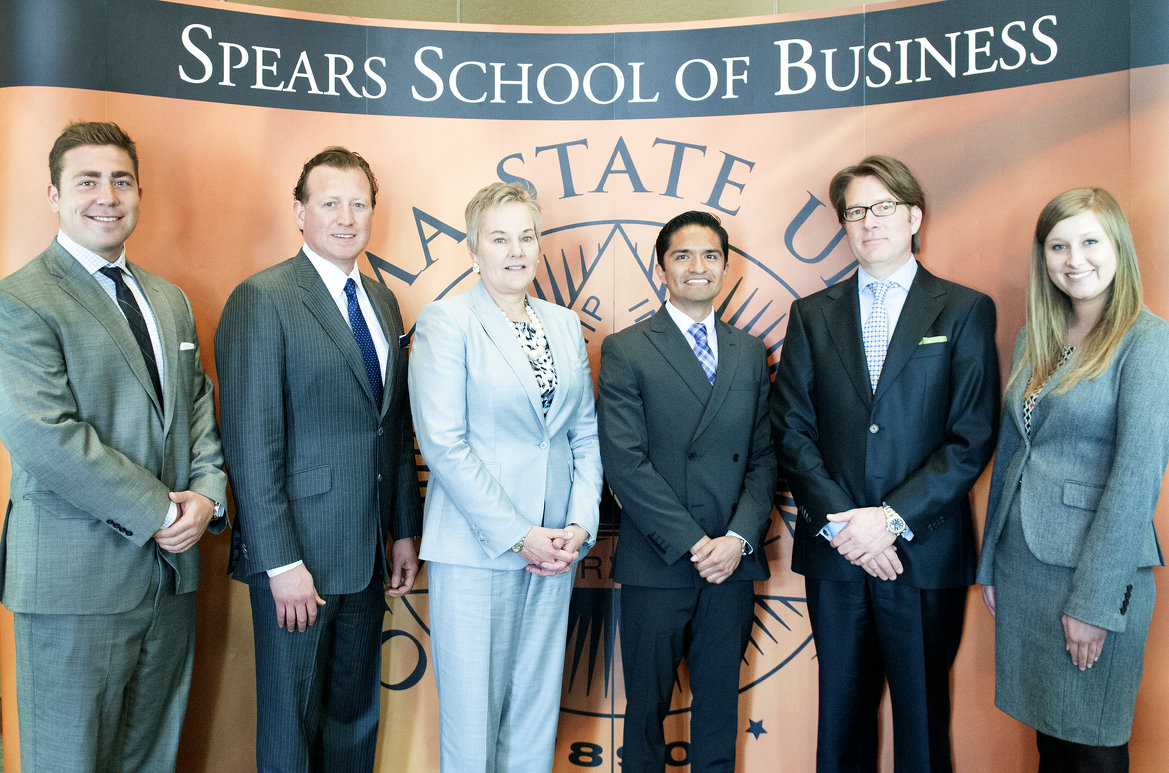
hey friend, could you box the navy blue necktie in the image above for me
[100,266,163,409]
[344,278,383,409]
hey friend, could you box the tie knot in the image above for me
[99,266,124,284]
[867,280,895,303]
[344,278,357,298]
[689,322,708,345]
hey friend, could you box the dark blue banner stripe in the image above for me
[0,0,1164,120]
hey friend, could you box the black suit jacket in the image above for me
[598,305,776,588]
[215,252,422,595]
[770,265,999,589]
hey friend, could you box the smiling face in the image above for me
[842,174,921,280]
[654,223,727,322]
[293,164,373,273]
[471,201,539,304]
[48,144,140,262]
[1044,209,1118,318]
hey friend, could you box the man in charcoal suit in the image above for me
[215,147,422,772]
[598,210,776,773]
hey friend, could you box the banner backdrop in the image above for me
[1,0,1168,770]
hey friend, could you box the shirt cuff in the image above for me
[161,501,178,529]
[726,529,752,554]
[267,560,304,578]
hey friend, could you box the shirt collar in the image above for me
[302,243,363,299]
[56,229,128,275]
[857,256,918,294]
[663,299,715,338]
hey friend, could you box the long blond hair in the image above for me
[1008,187,1143,395]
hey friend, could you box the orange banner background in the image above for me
[1,3,1168,771]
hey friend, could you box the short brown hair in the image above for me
[294,147,378,207]
[49,121,138,189]
[464,182,541,253]
[829,155,926,253]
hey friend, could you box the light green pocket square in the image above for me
[919,335,948,345]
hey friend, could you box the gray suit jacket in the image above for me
[598,305,776,588]
[977,310,1169,632]
[215,252,422,595]
[0,240,227,614]
[409,281,601,568]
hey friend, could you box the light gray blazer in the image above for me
[0,240,227,614]
[977,310,1169,632]
[409,281,601,569]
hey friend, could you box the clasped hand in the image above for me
[521,525,587,576]
[827,506,902,581]
[690,535,743,584]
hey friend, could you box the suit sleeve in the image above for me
[408,301,534,558]
[726,335,778,547]
[1063,322,1169,632]
[214,281,301,571]
[770,299,859,531]
[0,287,172,544]
[597,334,706,565]
[562,317,602,543]
[882,292,1000,538]
[177,288,228,532]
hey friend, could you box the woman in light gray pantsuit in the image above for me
[978,188,1169,772]
[409,182,602,772]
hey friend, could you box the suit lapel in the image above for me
[293,253,378,409]
[875,265,946,400]
[362,276,402,420]
[692,319,739,440]
[470,282,545,423]
[822,273,872,406]
[46,244,163,419]
[645,305,713,404]
[130,263,178,434]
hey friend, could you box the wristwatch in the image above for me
[882,504,907,537]
[509,536,526,553]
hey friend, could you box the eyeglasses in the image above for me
[842,200,905,222]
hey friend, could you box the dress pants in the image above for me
[13,553,195,773]
[619,580,755,773]
[805,576,966,773]
[428,561,574,773]
[250,573,385,773]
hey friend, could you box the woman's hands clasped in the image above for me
[520,525,589,576]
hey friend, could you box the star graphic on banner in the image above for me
[746,719,767,740]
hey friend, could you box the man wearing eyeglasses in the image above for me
[770,155,999,772]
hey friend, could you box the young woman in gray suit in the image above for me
[409,182,602,772]
[978,188,1169,771]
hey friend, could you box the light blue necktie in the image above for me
[863,281,895,393]
[689,322,716,385]
[344,278,383,409]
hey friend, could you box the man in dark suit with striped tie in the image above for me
[598,211,776,772]
[215,147,422,772]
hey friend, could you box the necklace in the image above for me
[499,300,548,361]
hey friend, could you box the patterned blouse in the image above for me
[513,320,557,414]
[1022,345,1075,436]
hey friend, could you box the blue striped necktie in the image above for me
[344,278,383,409]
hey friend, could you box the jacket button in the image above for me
[376,473,383,482]
[688,452,697,460]
[377,428,385,436]
[539,441,548,449]
[868,424,879,434]
[125,529,133,536]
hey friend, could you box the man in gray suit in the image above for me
[215,147,422,772]
[0,121,228,772]
[598,211,776,773]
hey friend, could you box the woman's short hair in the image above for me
[465,182,542,253]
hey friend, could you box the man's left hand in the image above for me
[154,491,216,553]
[384,537,420,597]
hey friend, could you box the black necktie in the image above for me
[99,266,163,409]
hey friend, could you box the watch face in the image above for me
[888,516,907,534]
